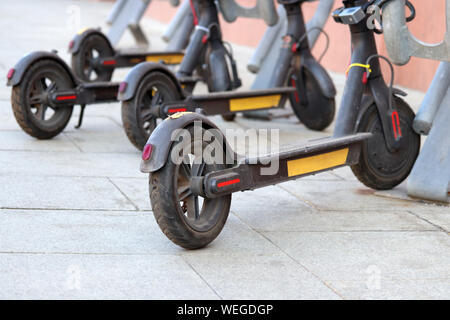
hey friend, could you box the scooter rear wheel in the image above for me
[121,71,181,150]
[71,34,114,82]
[289,68,335,131]
[150,126,231,249]
[11,59,74,139]
[351,97,420,190]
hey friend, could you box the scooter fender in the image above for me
[7,51,76,87]
[301,53,336,99]
[140,112,236,173]
[355,88,408,131]
[68,28,113,54]
[118,62,184,101]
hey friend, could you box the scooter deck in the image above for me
[202,133,372,197]
[51,82,120,106]
[112,51,185,66]
[164,87,296,116]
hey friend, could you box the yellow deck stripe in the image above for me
[146,54,184,64]
[287,148,349,177]
[229,95,281,112]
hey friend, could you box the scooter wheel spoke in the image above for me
[36,104,48,121]
[178,184,192,201]
[179,161,192,179]
[28,94,44,105]
[140,109,154,122]
[191,162,206,177]
[185,195,200,220]
[150,90,162,105]
[46,81,57,93]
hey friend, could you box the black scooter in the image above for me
[4,1,225,140]
[69,28,186,83]
[118,0,336,150]
[138,0,420,249]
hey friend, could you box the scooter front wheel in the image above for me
[150,126,231,249]
[11,59,74,139]
[289,68,335,131]
[71,33,114,82]
[221,114,236,122]
[351,97,420,190]
[121,71,181,150]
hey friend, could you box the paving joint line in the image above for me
[1,206,151,213]
[0,148,140,155]
[0,251,175,256]
[277,184,318,210]
[230,210,345,300]
[253,229,439,233]
[62,132,84,153]
[107,177,140,211]
[406,210,450,234]
[181,256,223,300]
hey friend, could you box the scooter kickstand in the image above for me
[75,105,86,129]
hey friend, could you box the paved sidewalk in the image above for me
[0,0,448,299]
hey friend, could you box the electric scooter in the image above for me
[5,0,238,140]
[119,0,336,150]
[68,0,197,82]
[69,28,186,82]
[138,0,421,249]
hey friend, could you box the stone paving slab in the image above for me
[108,177,151,211]
[56,113,138,153]
[233,207,436,233]
[0,150,142,178]
[264,231,450,282]
[0,131,80,152]
[0,209,280,257]
[278,179,442,212]
[328,279,450,300]
[0,253,219,300]
[0,175,136,210]
[182,253,341,300]
[408,207,450,233]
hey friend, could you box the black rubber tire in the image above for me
[289,68,335,131]
[351,97,420,190]
[71,34,114,82]
[206,44,232,93]
[221,114,236,122]
[150,126,231,249]
[121,71,181,150]
[11,59,74,139]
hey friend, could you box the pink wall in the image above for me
[145,0,446,92]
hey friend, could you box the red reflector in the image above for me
[102,60,116,66]
[362,72,368,84]
[119,82,127,93]
[291,43,298,53]
[168,108,187,114]
[291,78,300,103]
[7,68,14,80]
[68,40,75,50]
[202,35,208,44]
[391,110,402,139]
[142,144,153,161]
[217,178,240,188]
[56,95,77,101]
